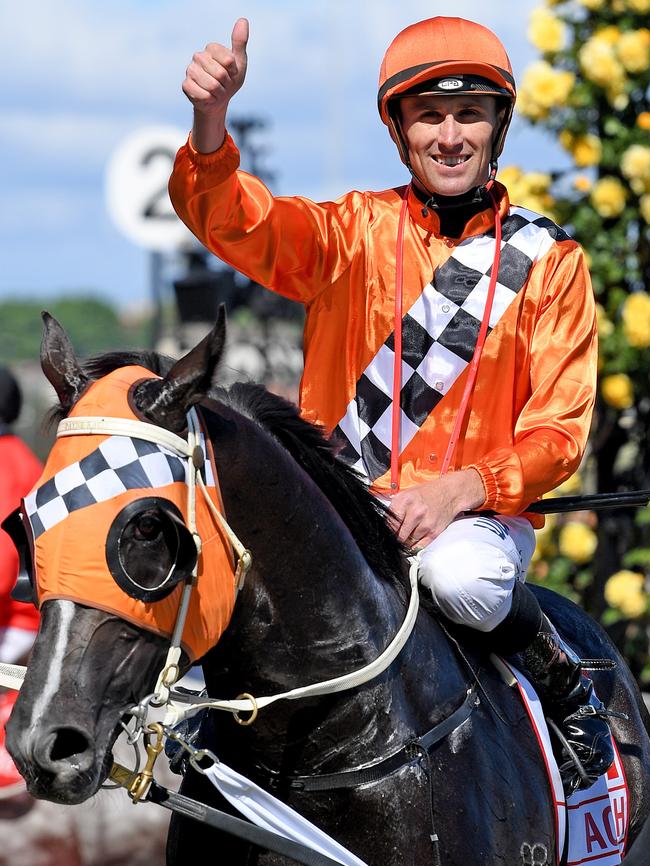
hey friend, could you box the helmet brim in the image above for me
[378,61,515,125]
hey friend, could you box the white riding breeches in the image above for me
[418,514,537,633]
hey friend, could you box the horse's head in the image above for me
[5,310,239,803]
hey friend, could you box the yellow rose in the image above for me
[598,26,622,45]
[572,134,602,167]
[532,514,557,563]
[559,130,574,150]
[518,62,575,118]
[617,29,650,73]
[552,473,583,496]
[525,172,552,194]
[604,570,648,618]
[596,303,614,337]
[637,112,650,130]
[558,522,598,564]
[625,0,650,11]
[609,92,630,111]
[497,166,523,189]
[579,37,626,90]
[641,194,650,224]
[528,8,567,53]
[573,175,593,194]
[630,177,650,195]
[498,169,556,219]
[590,176,627,218]
[516,89,547,121]
[623,292,650,347]
[621,144,650,182]
[601,373,634,409]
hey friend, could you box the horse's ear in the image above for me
[40,312,90,411]
[134,306,227,432]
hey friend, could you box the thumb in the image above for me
[231,17,249,68]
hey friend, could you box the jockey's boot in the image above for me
[521,614,615,793]
[487,582,615,793]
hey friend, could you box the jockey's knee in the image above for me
[418,537,518,633]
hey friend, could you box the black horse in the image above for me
[6,313,650,865]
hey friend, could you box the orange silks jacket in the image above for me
[169,133,598,525]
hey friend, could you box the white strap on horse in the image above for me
[161,558,420,726]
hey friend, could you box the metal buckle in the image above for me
[163,723,217,775]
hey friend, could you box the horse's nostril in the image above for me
[49,727,90,763]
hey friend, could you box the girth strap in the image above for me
[267,684,480,793]
[147,781,345,866]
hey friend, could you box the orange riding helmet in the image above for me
[378,17,517,173]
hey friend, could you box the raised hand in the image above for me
[183,18,249,152]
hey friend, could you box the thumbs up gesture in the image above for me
[183,18,249,117]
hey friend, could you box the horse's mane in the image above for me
[219,382,408,593]
[53,351,408,595]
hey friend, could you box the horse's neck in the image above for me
[204,404,404,689]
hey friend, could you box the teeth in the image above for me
[434,156,469,166]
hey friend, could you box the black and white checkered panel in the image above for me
[333,207,566,483]
[24,436,188,540]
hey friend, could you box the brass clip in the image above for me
[127,722,165,804]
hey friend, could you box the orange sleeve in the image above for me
[469,242,598,514]
[168,133,365,305]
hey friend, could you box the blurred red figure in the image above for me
[0,367,41,795]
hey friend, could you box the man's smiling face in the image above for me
[399,94,503,198]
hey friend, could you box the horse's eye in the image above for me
[134,515,162,541]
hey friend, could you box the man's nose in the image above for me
[438,115,463,150]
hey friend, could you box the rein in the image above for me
[161,555,419,727]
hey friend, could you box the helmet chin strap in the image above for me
[417,160,498,217]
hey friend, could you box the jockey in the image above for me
[169,15,614,792]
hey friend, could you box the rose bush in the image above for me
[510,0,650,687]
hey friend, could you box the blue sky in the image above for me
[1,0,563,311]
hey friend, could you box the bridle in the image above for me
[1,406,420,729]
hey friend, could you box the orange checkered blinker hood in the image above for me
[17,366,237,662]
